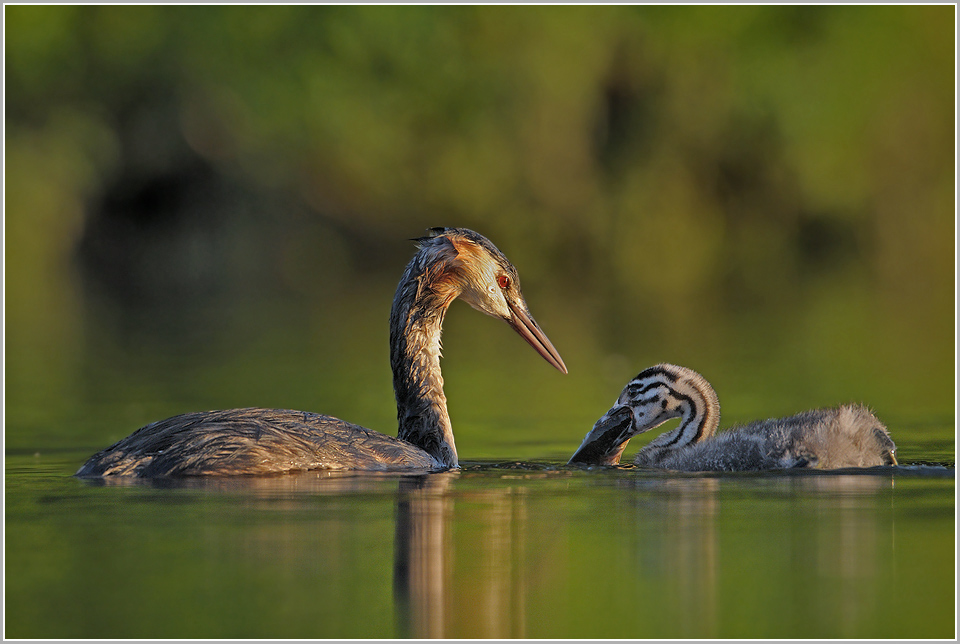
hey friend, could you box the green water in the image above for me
[4,455,954,639]
[5,5,956,638]
[4,282,956,639]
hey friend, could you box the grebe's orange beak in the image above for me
[504,298,567,374]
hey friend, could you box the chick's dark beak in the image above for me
[504,298,567,374]
[592,405,635,438]
[568,405,635,465]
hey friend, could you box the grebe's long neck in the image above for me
[390,242,462,467]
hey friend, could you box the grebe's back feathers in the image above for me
[76,408,443,477]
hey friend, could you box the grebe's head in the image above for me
[416,227,567,374]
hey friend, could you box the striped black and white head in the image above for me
[568,363,720,465]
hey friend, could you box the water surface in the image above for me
[4,452,954,639]
[4,271,955,639]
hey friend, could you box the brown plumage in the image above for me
[77,228,566,477]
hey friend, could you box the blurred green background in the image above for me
[5,5,955,462]
[3,8,956,639]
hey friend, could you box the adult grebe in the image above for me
[568,363,896,470]
[77,227,567,477]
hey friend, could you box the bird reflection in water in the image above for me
[393,473,455,638]
[615,476,721,638]
[76,465,903,637]
[393,470,533,638]
[614,471,896,637]
[82,468,530,638]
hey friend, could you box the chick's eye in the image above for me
[497,274,511,289]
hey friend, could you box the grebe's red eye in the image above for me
[497,274,510,289]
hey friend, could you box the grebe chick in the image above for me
[568,363,896,471]
[77,227,567,477]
